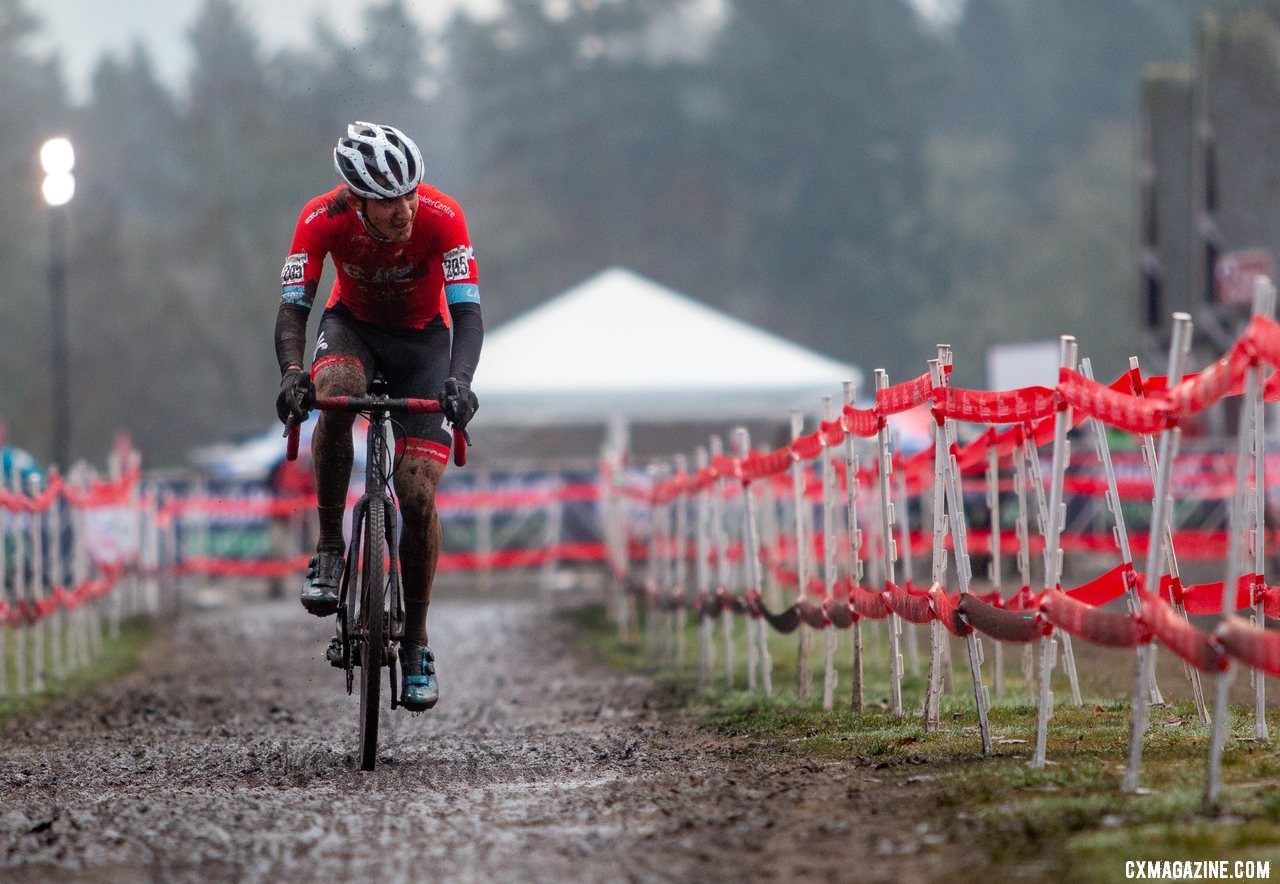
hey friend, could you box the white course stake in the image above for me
[1013,433,1036,705]
[28,474,46,694]
[1248,294,1270,741]
[47,472,64,682]
[931,358,993,754]
[737,428,773,697]
[1022,387,1083,708]
[1206,354,1260,806]
[923,358,949,731]
[790,412,813,702]
[1206,279,1275,806]
[673,454,690,671]
[1129,354,1196,712]
[843,381,865,712]
[821,397,839,710]
[1032,336,1078,769]
[1123,313,1193,794]
[895,441,922,679]
[874,370,905,716]
[694,447,714,689]
[986,438,1005,697]
[709,437,735,688]
[11,471,27,696]
[0,477,7,696]
[644,463,662,660]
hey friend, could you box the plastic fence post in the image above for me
[820,397,839,711]
[934,356,992,755]
[1022,368,1082,711]
[662,465,679,665]
[146,485,161,615]
[844,380,865,712]
[1206,279,1275,808]
[69,467,84,667]
[1033,336,1078,770]
[540,471,565,597]
[11,471,26,697]
[1013,440,1036,705]
[83,469,103,662]
[1206,349,1259,807]
[723,445,756,693]
[1249,287,1271,740]
[1080,359,1139,600]
[0,472,7,697]
[64,466,82,671]
[610,463,628,640]
[736,429,772,697]
[644,463,662,661]
[789,413,813,703]
[986,440,1005,698]
[923,358,948,732]
[27,473,45,694]
[695,446,713,689]
[47,470,64,682]
[673,453,691,673]
[758,462,781,613]
[874,370,904,717]
[1128,355,1171,707]
[895,449,921,679]
[710,436,735,689]
[106,463,124,636]
[1124,313,1192,793]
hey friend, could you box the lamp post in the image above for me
[40,137,74,469]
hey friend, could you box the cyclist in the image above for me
[273,122,482,712]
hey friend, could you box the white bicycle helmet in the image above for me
[333,121,424,199]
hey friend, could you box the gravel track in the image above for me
[0,590,967,883]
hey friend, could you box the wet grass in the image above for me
[0,616,155,723]
[564,602,1280,881]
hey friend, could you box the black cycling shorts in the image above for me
[312,303,452,464]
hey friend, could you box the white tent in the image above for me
[478,268,862,425]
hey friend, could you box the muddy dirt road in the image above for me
[0,591,973,883]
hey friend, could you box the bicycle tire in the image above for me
[357,495,386,771]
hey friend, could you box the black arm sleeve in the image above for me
[447,301,484,387]
[274,304,310,375]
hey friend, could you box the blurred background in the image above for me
[0,0,1270,467]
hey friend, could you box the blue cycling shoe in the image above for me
[398,642,439,711]
[301,550,344,616]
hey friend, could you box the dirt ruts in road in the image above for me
[0,592,971,882]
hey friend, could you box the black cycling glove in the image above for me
[441,378,479,429]
[276,367,310,425]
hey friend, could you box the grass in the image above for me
[0,616,155,722]
[565,601,1280,881]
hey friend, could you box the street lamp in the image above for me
[40,137,74,468]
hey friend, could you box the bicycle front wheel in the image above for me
[357,495,386,771]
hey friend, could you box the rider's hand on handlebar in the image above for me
[276,367,311,426]
[441,378,478,430]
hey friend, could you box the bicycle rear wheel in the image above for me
[357,496,386,771]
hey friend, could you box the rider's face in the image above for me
[364,192,418,243]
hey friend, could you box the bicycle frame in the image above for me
[334,397,404,697]
[283,375,468,769]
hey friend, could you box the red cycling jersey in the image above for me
[280,183,479,329]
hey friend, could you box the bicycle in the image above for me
[284,375,468,771]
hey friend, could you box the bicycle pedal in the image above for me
[326,637,355,669]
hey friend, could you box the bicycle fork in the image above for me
[334,492,405,693]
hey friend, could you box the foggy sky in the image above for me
[33,0,502,102]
